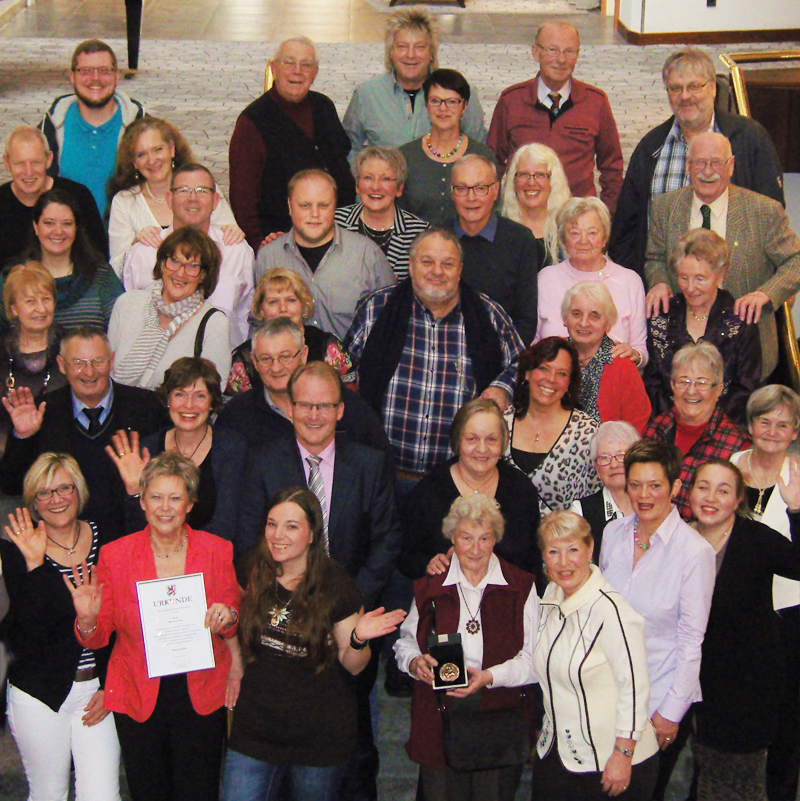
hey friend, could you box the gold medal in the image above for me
[440,663,460,682]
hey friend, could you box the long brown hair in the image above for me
[240,487,341,670]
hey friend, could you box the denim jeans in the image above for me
[221,748,346,801]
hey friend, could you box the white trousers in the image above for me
[7,678,122,801]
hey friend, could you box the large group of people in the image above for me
[0,9,799,801]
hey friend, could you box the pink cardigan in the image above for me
[78,527,240,722]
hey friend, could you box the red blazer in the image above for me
[79,527,240,723]
[597,356,652,435]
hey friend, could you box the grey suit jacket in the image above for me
[644,184,800,375]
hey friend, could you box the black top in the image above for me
[696,513,800,753]
[0,522,112,712]
[398,457,543,589]
[459,215,540,345]
[0,177,108,268]
[229,562,362,766]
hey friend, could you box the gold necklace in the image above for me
[144,182,168,204]
[455,463,496,494]
[747,451,779,517]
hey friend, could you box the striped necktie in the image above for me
[306,455,329,552]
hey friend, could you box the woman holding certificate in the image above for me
[221,487,406,801]
[66,451,240,801]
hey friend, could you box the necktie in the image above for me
[306,456,329,552]
[548,92,562,116]
[700,204,712,230]
[83,407,104,435]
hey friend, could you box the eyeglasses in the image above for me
[359,175,398,186]
[515,171,551,183]
[292,401,340,413]
[277,58,316,72]
[253,348,302,367]
[535,43,579,59]
[673,378,718,391]
[74,66,116,76]
[687,157,732,171]
[172,186,214,197]
[666,80,710,96]
[164,256,203,276]
[427,97,464,109]
[35,483,76,502]
[65,357,110,371]
[595,452,626,466]
[451,182,498,197]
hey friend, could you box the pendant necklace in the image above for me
[426,132,463,159]
[173,426,209,462]
[270,579,294,627]
[47,522,81,555]
[690,309,709,322]
[633,516,651,551]
[457,583,486,634]
[456,463,496,495]
[747,451,774,517]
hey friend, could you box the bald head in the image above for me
[686,132,735,205]
[532,20,580,92]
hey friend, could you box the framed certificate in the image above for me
[136,573,215,678]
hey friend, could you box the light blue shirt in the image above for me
[343,71,487,164]
[71,381,114,431]
[59,102,123,218]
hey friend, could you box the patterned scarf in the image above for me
[113,281,204,387]
[578,335,614,423]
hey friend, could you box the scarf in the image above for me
[578,335,613,424]
[358,278,504,414]
[113,281,205,387]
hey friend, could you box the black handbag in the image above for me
[429,599,530,772]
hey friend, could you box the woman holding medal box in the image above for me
[64,451,240,801]
[394,493,540,801]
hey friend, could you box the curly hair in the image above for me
[513,337,581,418]
[107,117,194,198]
[240,487,345,670]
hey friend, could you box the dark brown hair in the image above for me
[157,357,224,414]
[239,486,343,670]
[623,438,683,487]
[513,337,581,418]
[154,228,220,299]
[689,457,749,516]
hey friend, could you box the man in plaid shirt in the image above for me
[343,228,524,477]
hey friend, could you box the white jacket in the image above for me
[535,565,658,773]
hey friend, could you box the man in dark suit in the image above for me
[217,317,391,457]
[238,361,401,801]
[0,326,166,540]
[644,132,800,379]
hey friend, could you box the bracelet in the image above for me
[349,628,369,650]
[224,607,239,628]
[614,745,635,758]
[77,621,97,637]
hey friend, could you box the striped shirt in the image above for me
[345,286,523,472]
[335,203,429,281]
[47,521,100,672]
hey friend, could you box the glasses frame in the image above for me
[253,348,302,368]
[35,483,77,502]
[164,256,203,277]
[451,182,498,198]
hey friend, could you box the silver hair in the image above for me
[451,153,498,183]
[442,493,505,544]
[671,340,724,386]
[4,125,50,158]
[556,196,611,249]
[351,145,408,186]
[252,317,305,351]
[745,384,800,431]
[589,421,641,461]
[560,281,618,331]
[273,36,320,65]
[661,47,716,86]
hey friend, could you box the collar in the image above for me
[286,224,341,255]
[537,76,571,106]
[263,386,288,418]
[543,563,605,615]
[297,437,336,464]
[647,505,684,547]
[692,187,729,218]
[71,100,121,133]
[413,291,463,324]
[390,70,425,94]
[455,213,498,242]
[442,552,507,591]
[667,111,716,144]
[71,381,114,419]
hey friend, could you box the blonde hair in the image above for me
[3,261,56,320]
[252,268,315,323]
[384,7,440,72]
[537,510,592,550]
[24,453,89,521]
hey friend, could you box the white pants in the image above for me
[7,678,121,801]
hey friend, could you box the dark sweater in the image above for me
[458,215,539,345]
[0,177,108,267]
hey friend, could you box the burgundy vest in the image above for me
[406,557,535,767]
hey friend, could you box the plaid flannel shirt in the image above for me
[644,407,751,520]
[345,286,524,473]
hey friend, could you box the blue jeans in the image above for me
[221,748,345,801]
